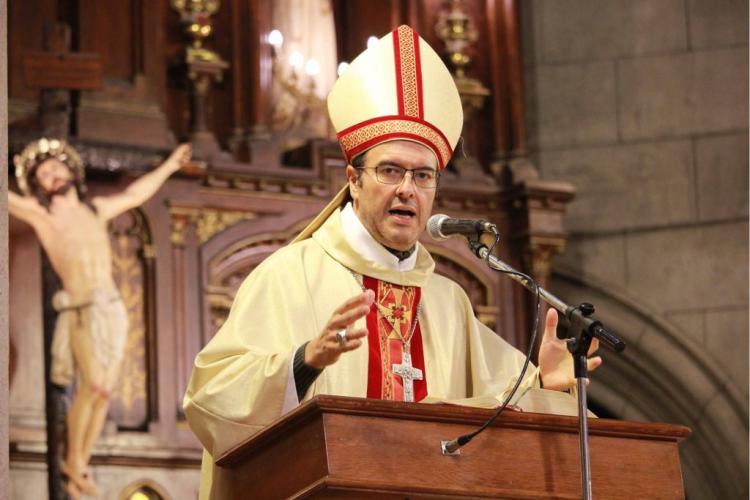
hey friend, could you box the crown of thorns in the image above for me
[13,138,85,196]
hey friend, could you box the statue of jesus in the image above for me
[9,138,192,499]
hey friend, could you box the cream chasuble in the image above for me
[183,208,539,499]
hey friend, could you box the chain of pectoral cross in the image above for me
[347,268,424,402]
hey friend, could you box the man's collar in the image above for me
[340,202,419,272]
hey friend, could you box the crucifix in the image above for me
[19,23,102,500]
[392,348,423,403]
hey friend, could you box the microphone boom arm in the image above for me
[466,237,625,353]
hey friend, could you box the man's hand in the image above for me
[538,308,602,391]
[166,143,192,173]
[304,289,375,369]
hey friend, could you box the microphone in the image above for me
[427,214,498,241]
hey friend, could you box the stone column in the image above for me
[1,0,9,498]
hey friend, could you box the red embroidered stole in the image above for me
[363,275,427,402]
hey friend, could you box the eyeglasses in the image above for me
[358,164,440,189]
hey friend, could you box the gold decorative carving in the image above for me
[169,207,257,245]
[523,236,567,286]
[195,209,256,243]
[170,215,190,246]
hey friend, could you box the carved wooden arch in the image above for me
[200,210,320,340]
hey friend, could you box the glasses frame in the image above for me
[356,165,441,189]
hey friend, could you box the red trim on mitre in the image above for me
[336,115,453,170]
[392,28,405,116]
[391,26,423,119]
[412,29,424,120]
[349,133,443,169]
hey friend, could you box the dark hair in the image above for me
[350,151,367,185]
[351,152,366,168]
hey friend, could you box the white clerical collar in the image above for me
[340,202,419,272]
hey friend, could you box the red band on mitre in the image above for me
[392,25,423,120]
[337,115,453,170]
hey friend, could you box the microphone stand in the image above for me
[464,235,625,500]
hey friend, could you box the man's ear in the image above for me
[345,165,360,199]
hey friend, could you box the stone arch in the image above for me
[551,269,748,499]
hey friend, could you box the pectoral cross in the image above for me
[392,349,423,402]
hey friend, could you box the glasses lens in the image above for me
[412,169,437,188]
[375,165,404,184]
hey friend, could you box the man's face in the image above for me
[34,158,74,197]
[347,140,438,251]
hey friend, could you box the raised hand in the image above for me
[304,289,375,369]
[166,143,192,172]
[538,308,602,391]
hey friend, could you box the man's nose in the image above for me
[395,171,417,197]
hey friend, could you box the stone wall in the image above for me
[521,1,748,498]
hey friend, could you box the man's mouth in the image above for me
[388,207,417,221]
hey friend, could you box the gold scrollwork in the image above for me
[169,207,257,245]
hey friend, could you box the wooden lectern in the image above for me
[217,396,690,499]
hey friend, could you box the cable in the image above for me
[443,233,542,452]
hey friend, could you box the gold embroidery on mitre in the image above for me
[339,119,451,168]
[396,25,420,118]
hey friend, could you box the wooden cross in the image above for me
[392,350,423,403]
[21,24,103,138]
[23,24,102,91]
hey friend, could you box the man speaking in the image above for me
[184,25,601,499]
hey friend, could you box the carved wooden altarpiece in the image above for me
[7,1,575,499]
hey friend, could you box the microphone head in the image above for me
[427,214,450,240]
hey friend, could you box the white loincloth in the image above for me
[50,289,129,387]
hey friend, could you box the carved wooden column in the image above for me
[167,207,194,418]
[507,182,575,289]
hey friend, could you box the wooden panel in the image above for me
[23,51,102,90]
[79,0,137,81]
[220,396,690,499]
[8,0,58,100]
[333,0,395,63]
[229,415,329,499]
